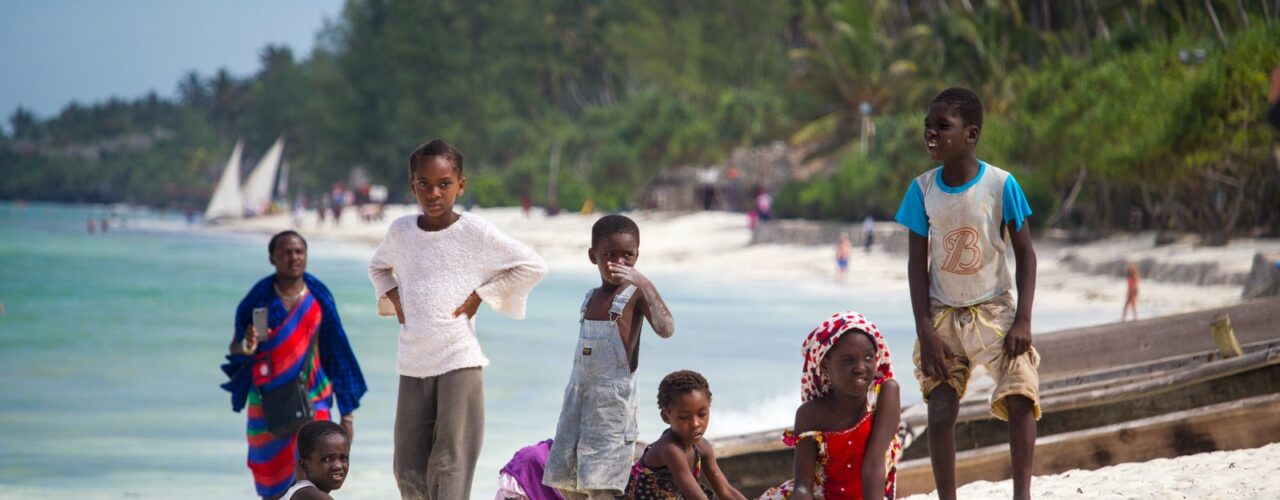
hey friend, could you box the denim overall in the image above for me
[543,285,640,496]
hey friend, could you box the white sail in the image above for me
[241,136,285,215]
[276,159,290,200]
[204,140,244,221]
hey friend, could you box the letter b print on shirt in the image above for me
[940,227,982,275]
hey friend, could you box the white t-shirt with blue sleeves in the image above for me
[894,161,1032,307]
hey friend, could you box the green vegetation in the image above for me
[2,0,1277,240]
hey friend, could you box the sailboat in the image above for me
[203,140,244,221]
[241,136,285,216]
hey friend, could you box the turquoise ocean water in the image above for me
[0,202,1099,498]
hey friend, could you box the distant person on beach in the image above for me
[330,183,345,227]
[755,187,773,222]
[895,87,1040,500]
[621,370,745,500]
[1122,263,1140,322]
[220,230,368,499]
[368,139,548,499]
[759,311,901,500]
[316,194,328,227]
[544,214,676,499]
[282,420,351,500]
[836,233,852,283]
[86,216,95,234]
[863,215,875,252]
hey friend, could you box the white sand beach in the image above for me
[901,442,1280,500]
[226,205,1275,319]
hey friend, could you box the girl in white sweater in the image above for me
[368,139,548,499]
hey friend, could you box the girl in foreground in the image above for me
[761,311,901,500]
[623,370,745,500]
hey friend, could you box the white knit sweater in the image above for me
[368,212,548,377]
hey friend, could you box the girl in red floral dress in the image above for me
[760,311,901,500]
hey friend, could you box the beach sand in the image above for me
[901,442,1280,500]
[228,205,1270,317]
[222,206,1280,498]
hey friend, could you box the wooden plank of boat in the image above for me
[1032,298,1279,379]
[921,341,1280,428]
[899,347,1280,460]
[895,392,1280,496]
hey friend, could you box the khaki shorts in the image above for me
[913,292,1041,421]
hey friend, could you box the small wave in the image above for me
[707,391,800,438]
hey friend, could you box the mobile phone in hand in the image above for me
[252,307,268,342]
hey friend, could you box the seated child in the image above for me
[283,420,351,500]
[497,439,564,500]
[761,311,901,500]
[624,370,746,500]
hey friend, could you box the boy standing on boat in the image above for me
[895,87,1040,500]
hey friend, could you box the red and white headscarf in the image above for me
[800,311,894,402]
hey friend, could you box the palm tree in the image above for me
[210,68,244,141]
[788,0,927,149]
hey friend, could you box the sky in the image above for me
[0,0,346,133]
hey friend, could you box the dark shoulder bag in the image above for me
[260,339,315,438]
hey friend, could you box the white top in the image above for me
[282,479,317,500]
[495,471,528,500]
[912,163,1014,306]
[368,212,548,377]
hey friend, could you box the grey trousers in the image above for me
[393,368,484,500]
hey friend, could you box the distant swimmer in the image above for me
[1122,263,1140,321]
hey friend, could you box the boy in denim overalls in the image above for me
[544,215,676,499]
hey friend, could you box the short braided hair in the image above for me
[296,420,348,459]
[931,87,984,130]
[408,138,465,176]
[268,230,307,254]
[591,214,640,246]
[657,370,712,410]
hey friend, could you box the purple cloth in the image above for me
[501,439,563,500]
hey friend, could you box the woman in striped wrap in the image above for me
[221,231,367,499]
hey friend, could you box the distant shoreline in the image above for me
[213,204,1269,321]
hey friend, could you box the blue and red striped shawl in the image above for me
[220,273,367,415]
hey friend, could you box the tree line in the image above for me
[2,0,1277,241]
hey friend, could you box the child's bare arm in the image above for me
[698,440,747,500]
[651,443,711,500]
[385,288,405,324]
[1005,223,1036,359]
[789,403,820,500]
[908,233,951,381]
[861,380,901,500]
[608,263,675,338]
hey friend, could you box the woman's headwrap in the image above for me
[800,311,893,402]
